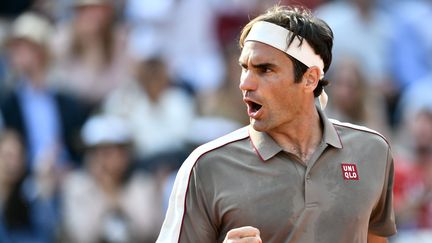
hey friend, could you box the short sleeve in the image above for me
[368,146,397,236]
[156,157,218,243]
[178,168,218,242]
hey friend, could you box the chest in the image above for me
[210,148,387,242]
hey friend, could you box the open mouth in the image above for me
[245,100,262,114]
[250,101,262,113]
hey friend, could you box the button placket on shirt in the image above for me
[304,143,328,206]
[304,172,316,206]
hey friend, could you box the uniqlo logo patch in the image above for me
[341,163,359,180]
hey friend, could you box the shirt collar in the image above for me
[249,106,343,161]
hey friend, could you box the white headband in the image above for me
[245,21,324,78]
[244,21,328,108]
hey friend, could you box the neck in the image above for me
[268,104,323,163]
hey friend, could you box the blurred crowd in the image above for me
[0,0,431,242]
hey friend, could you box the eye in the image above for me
[239,64,249,74]
[259,66,272,73]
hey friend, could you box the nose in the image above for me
[239,69,258,92]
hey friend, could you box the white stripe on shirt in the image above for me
[156,126,249,243]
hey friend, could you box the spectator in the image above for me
[197,43,249,127]
[103,57,195,170]
[396,74,432,129]
[393,109,432,230]
[51,0,130,109]
[0,129,59,243]
[125,0,225,94]
[324,55,390,137]
[389,0,432,90]
[315,0,394,87]
[316,0,398,129]
[61,114,163,243]
[0,11,87,169]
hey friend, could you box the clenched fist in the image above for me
[223,226,262,243]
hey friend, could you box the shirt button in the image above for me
[306,174,311,181]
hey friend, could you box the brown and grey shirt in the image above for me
[157,109,396,243]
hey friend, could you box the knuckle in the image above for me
[226,229,236,237]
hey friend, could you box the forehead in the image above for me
[239,41,292,65]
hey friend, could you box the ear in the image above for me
[302,66,321,94]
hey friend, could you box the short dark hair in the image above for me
[239,5,333,97]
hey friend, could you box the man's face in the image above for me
[8,39,45,75]
[238,41,306,132]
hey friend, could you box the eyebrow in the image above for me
[239,61,277,70]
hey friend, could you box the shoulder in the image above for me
[156,128,250,243]
[0,90,19,107]
[54,91,84,109]
[190,126,249,161]
[0,91,23,128]
[106,80,141,99]
[127,172,157,190]
[162,88,194,105]
[103,81,143,110]
[179,127,250,174]
[330,119,390,148]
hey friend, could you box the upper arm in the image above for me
[178,168,218,242]
[157,160,218,243]
[369,146,397,237]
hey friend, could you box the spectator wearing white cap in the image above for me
[0,12,87,170]
[61,114,163,243]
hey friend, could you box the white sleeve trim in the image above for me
[156,127,249,243]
